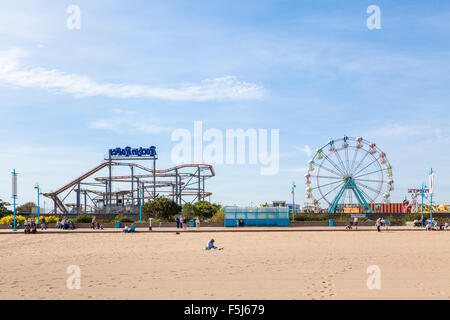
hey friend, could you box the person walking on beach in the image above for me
[353,217,358,230]
[376,218,381,232]
[183,216,187,230]
[195,217,200,230]
[91,216,97,229]
[41,217,46,230]
[176,216,180,229]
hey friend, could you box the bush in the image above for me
[294,213,330,221]
[142,198,181,221]
[73,215,94,223]
[211,208,224,222]
[114,214,135,223]
[193,201,221,220]
[0,215,26,224]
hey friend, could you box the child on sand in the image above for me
[205,239,223,250]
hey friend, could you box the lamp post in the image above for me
[429,168,434,226]
[34,183,40,226]
[11,169,18,232]
[421,182,425,225]
[291,181,296,222]
[139,183,144,224]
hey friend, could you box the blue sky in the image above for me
[0,0,449,208]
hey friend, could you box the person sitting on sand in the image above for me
[30,219,37,234]
[205,239,223,250]
[62,217,68,230]
[122,224,130,232]
[24,219,31,234]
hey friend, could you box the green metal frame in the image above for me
[328,177,374,214]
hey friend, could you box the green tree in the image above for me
[193,201,222,220]
[0,199,12,218]
[182,202,196,220]
[16,202,37,214]
[142,197,181,221]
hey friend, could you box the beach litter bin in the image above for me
[190,219,194,227]
[114,221,121,228]
[328,219,334,227]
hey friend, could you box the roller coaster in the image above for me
[43,160,215,215]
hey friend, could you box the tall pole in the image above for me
[421,183,424,224]
[139,183,143,224]
[430,168,434,226]
[291,181,296,222]
[131,165,134,207]
[12,169,18,232]
[153,158,156,199]
[107,154,112,211]
[35,183,40,226]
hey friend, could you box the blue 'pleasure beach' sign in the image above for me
[109,146,157,158]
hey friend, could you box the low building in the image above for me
[272,201,300,214]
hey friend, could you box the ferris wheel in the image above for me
[305,136,393,213]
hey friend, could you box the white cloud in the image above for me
[295,145,313,158]
[0,48,265,101]
[281,167,310,174]
[88,118,169,134]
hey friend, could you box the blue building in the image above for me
[224,206,290,227]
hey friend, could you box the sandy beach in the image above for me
[0,230,449,300]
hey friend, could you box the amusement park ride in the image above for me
[305,136,394,213]
[43,146,215,215]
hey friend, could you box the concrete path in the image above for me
[0,226,430,234]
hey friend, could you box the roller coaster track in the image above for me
[42,161,215,214]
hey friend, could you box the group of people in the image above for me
[425,221,448,231]
[413,218,448,231]
[375,217,390,232]
[90,216,104,230]
[345,217,390,231]
[122,224,136,232]
[176,216,201,229]
[55,217,76,230]
[9,217,48,232]
[346,217,359,230]
[23,218,37,234]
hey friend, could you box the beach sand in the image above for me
[0,231,449,299]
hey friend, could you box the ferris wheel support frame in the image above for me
[328,177,374,214]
